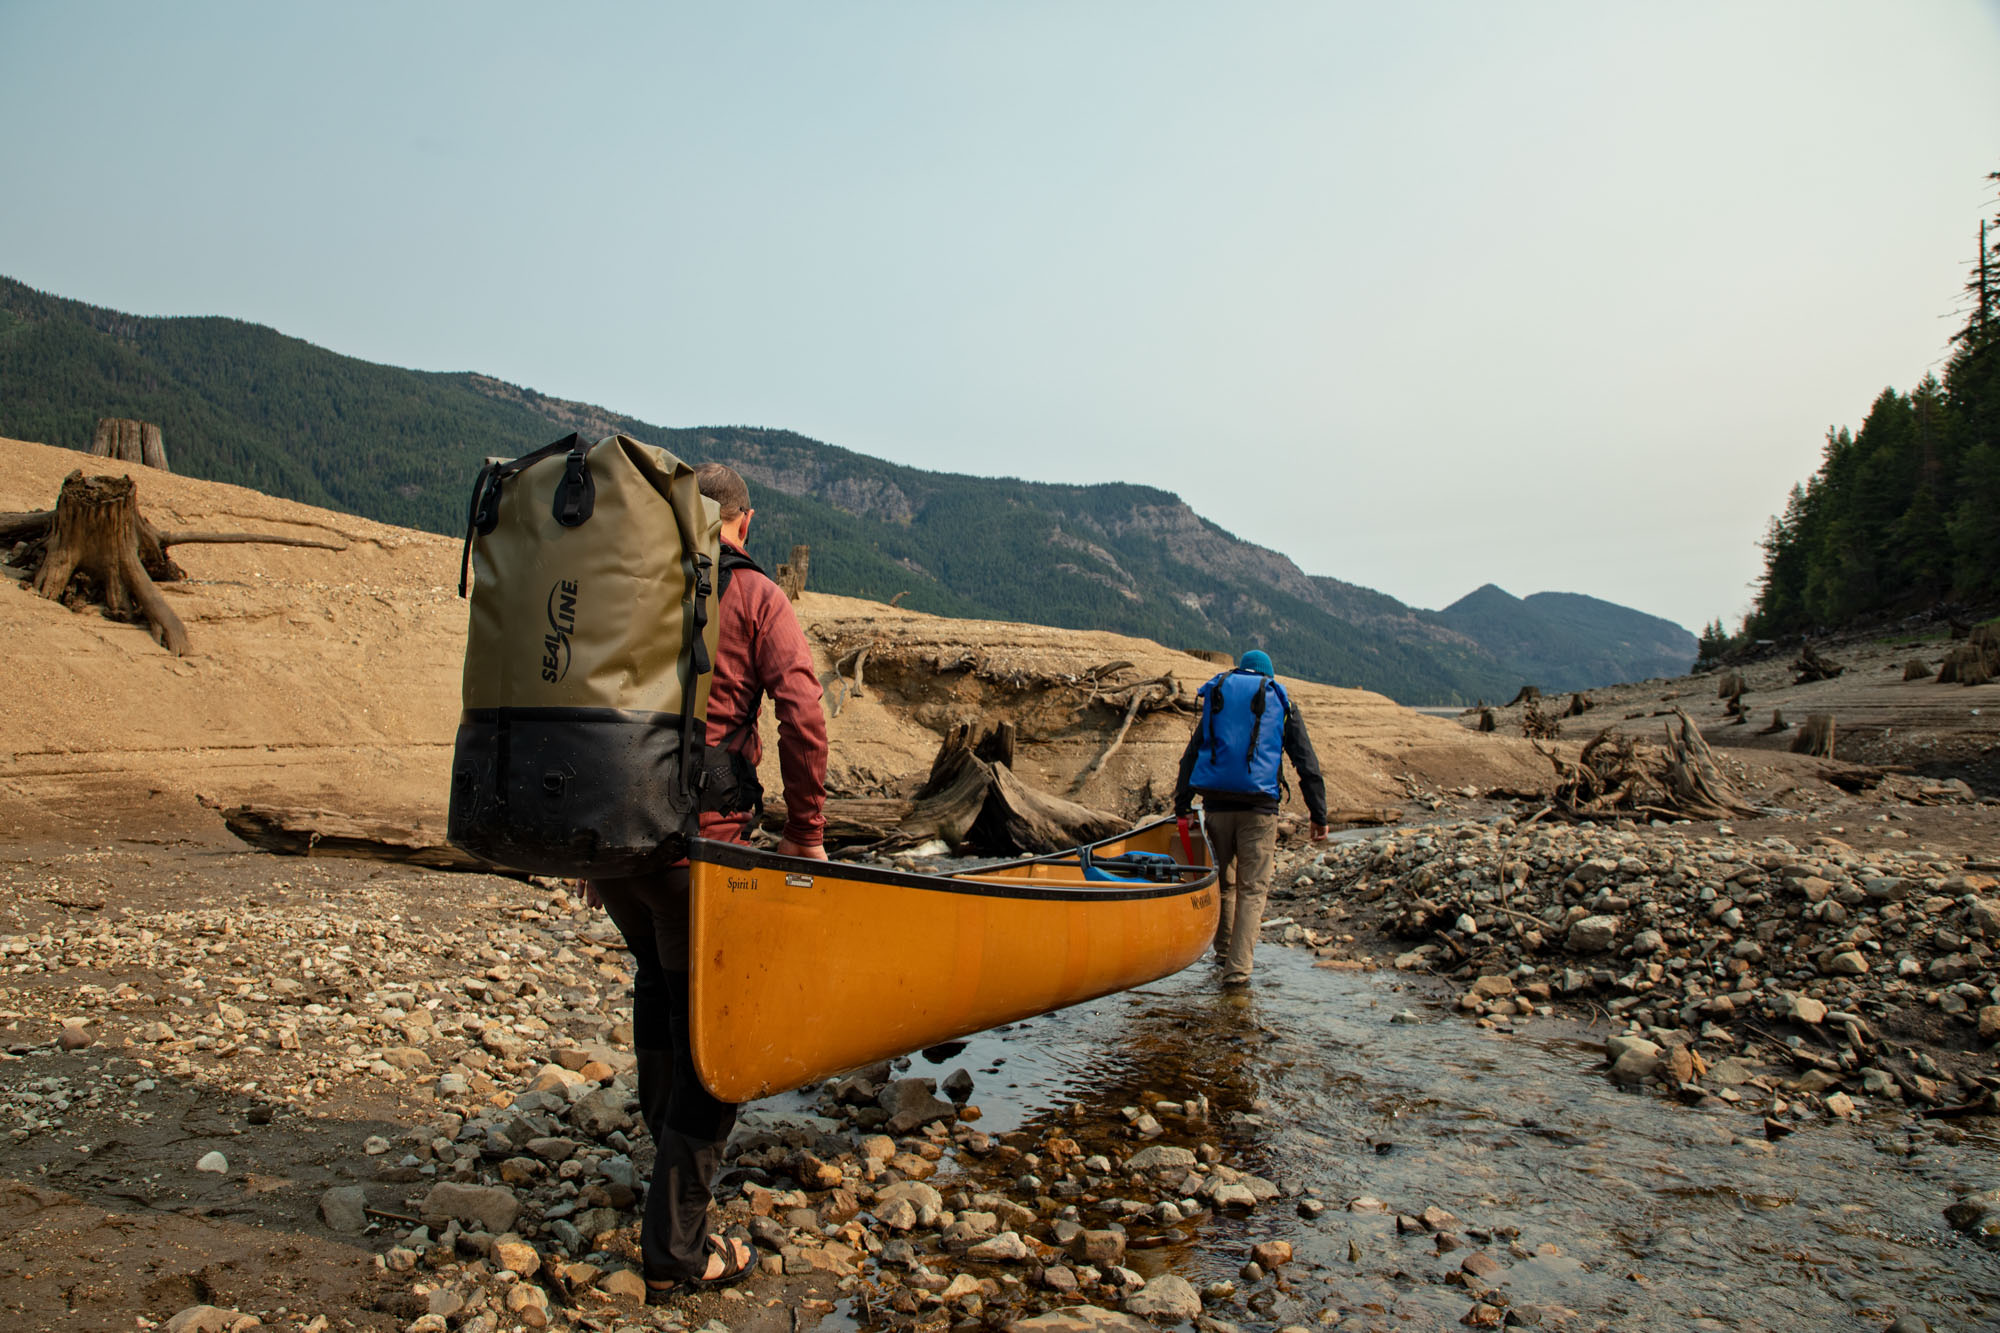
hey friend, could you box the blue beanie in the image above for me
[1238,649,1273,676]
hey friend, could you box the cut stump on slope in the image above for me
[90,418,170,471]
[1790,713,1837,759]
[5,469,348,656]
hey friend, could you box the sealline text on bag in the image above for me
[447,432,722,877]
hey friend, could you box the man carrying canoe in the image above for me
[1173,649,1327,987]
[591,463,829,1297]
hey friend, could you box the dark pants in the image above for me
[594,867,738,1281]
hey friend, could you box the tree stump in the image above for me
[1663,710,1758,819]
[1563,692,1594,718]
[1716,669,1746,700]
[774,544,811,601]
[1520,699,1561,740]
[9,470,348,655]
[90,418,170,471]
[1756,709,1790,735]
[1790,714,1837,758]
[32,471,190,654]
[1792,643,1843,684]
[1904,658,1933,681]
[1507,685,1542,707]
[1477,707,1496,733]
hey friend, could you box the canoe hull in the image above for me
[688,816,1218,1102]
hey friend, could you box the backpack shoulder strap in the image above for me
[1244,677,1273,769]
[717,544,767,602]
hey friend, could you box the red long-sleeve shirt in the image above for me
[699,540,828,846]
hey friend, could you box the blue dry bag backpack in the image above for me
[1190,667,1291,800]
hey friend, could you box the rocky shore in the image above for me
[1264,796,2000,1147]
[3,844,1441,1333]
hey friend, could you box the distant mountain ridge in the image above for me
[0,274,1693,703]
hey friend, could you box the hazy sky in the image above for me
[4,3,1997,632]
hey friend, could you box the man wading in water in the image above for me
[589,463,829,1298]
[1174,649,1327,988]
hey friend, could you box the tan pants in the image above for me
[1205,808,1277,985]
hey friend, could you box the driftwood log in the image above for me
[221,805,496,873]
[7,470,347,655]
[90,417,169,471]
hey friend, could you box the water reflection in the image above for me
[877,943,2000,1330]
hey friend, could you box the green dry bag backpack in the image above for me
[446,432,722,877]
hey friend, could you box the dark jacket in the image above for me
[1173,697,1327,825]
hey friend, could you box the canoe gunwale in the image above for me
[689,814,1217,904]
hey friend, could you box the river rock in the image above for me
[164,1307,258,1333]
[1978,1005,2000,1042]
[875,1180,943,1213]
[493,1240,540,1277]
[421,1182,520,1234]
[1826,950,1870,976]
[1123,1273,1202,1320]
[942,1068,975,1102]
[318,1185,369,1234]
[1468,974,1514,1000]
[195,1151,228,1175]
[1125,1145,1196,1172]
[1009,1308,1154,1333]
[1944,1188,2000,1238]
[878,1078,957,1134]
[1070,1229,1126,1265]
[1567,916,1619,953]
[598,1269,647,1307]
[568,1087,637,1137]
[967,1230,1031,1262]
[1784,995,1829,1024]
[1250,1239,1292,1268]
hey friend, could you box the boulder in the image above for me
[318,1185,369,1234]
[1123,1273,1203,1321]
[1124,1145,1197,1173]
[164,1308,259,1333]
[568,1087,638,1137]
[878,1078,957,1134]
[421,1182,521,1234]
[1566,916,1619,953]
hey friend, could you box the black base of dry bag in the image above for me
[447,707,699,878]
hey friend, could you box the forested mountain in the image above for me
[0,275,1690,703]
[1434,586,1697,690]
[1741,174,2000,638]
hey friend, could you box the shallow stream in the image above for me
[838,945,2000,1331]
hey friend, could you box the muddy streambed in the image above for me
[814,946,2000,1332]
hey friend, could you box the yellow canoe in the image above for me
[688,815,1220,1102]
